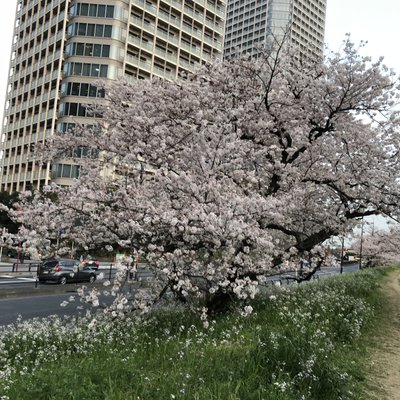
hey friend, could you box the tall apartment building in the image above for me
[1,0,226,192]
[223,0,326,59]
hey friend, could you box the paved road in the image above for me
[0,262,360,326]
[0,262,153,289]
[264,262,359,285]
[0,274,37,286]
[0,283,137,326]
[0,292,87,327]
[0,261,115,288]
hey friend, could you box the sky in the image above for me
[0,0,397,232]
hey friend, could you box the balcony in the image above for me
[125,54,152,74]
[128,35,154,53]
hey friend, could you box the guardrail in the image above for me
[12,263,41,273]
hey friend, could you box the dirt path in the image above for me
[368,268,400,399]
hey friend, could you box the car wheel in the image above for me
[89,275,96,284]
[59,276,67,285]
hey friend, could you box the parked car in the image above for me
[78,254,100,270]
[38,259,97,285]
[81,259,100,271]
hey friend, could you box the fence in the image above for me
[11,263,41,273]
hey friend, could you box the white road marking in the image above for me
[0,276,36,284]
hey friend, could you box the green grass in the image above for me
[0,268,391,400]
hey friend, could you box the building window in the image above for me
[57,122,77,133]
[52,163,80,179]
[63,62,108,78]
[60,102,86,117]
[72,147,100,159]
[62,82,105,98]
[68,23,113,38]
[72,3,115,18]
[59,102,103,118]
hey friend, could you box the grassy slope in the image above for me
[3,268,391,400]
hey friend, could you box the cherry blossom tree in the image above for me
[12,38,400,313]
[352,224,400,267]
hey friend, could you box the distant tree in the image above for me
[352,225,400,267]
[12,38,400,313]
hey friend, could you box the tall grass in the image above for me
[0,268,389,400]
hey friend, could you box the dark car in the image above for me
[38,259,97,285]
[81,259,100,271]
[78,254,100,271]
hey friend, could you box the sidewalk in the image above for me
[365,268,400,399]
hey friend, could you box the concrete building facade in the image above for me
[223,0,326,59]
[1,0,225,192]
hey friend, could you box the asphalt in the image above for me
[0,260,113,299]
[0,282,86,299]
[0,261,359,300]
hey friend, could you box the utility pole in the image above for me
[359,217,364,270]
[340,237,344,274]
[0,227,6,262]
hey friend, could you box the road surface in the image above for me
[0,292,87,326]
[0,262,360,326]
